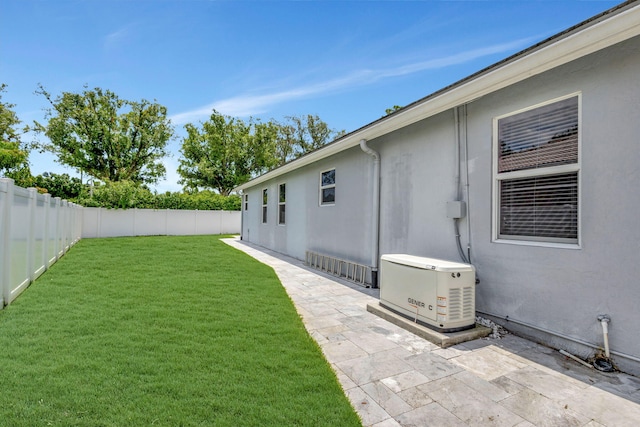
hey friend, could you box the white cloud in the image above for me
[169,36,536,125]
[103,26,132,51]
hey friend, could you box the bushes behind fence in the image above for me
[74,181,241,210]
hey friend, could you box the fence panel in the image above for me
[0,178,82,308]
[2,180,240,307]
[46,197,60,265]
[166,210,196,235]
[33,194,47,280]
[133,209,167,236]
[219,211,241,234]
[81,208,241,238]
[9,187,30,303]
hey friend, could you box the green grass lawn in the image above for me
[0,236,361,426]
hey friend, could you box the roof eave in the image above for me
[235,1,640,193]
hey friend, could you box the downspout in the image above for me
[239,192,244,241]
[360,139,380,288]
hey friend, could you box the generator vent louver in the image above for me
[379,254,476,332]
[448,286,474,321]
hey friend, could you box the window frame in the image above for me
[319,168,336,206]
[278,183,286,226]
[244,194,248,211]
[262,188,268,224]
[492,93,582,248]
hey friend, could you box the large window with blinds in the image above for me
[494,95,580,245]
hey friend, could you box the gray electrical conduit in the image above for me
[359,139,380,288]
[453,106,470,264]
[462,104,472,263]
[477,310,640,364]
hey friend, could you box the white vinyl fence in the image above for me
[1,177,240,308]
[81,208,240,238]
[0,178,82,308]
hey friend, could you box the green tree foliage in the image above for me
[178,111,279,196]
[385,105,403,115]
[78,180,154,209]
[75,180,240,210]
[0,84,31,181]
[178,112,344,194]
[32,172,85,199]
[278,114,345,162]
[154,190,241,211]
[34,85,174,185]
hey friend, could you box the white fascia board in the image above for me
[235,3,640,193]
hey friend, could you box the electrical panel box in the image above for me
[446,201,467,219]
[380,254,476,332]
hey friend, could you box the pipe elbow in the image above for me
[360,139,380,161]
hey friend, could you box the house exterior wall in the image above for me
[375,110,460,261]
[240,35,640,374]
[241,146,374,267]
[465,35,640,374]
[373,35,640,374]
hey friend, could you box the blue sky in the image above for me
[2,0,620,192]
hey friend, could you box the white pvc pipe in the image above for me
[479,310,639,364]
[599,316,611,358]
[559,349,593,369]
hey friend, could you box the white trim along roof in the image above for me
[235,0,640,193]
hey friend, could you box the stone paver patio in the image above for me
[223,238,640,427]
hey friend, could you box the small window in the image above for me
[278,183,286,225]
[320,169,335,205]
[244,194,248,211]
[494,95,580,244]
[262,189,268,223]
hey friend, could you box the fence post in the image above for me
[73,204,81,244]
[61,200,69,254]
[53,197,61,260]
[42,193,51,270]
[27,188,37,284]
[165,209,169,235]
[96,207,102,239]
[1,178,15,308]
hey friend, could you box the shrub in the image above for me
[73,181,240,210]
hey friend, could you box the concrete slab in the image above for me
[367,302,491,348]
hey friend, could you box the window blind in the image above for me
[499,97,578,173]
[499,172,578,241]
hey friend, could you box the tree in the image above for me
[33,172,85,199]
[34,85,174,185]
[178,111,279,196]
[385,105,402,115]
[1,84,30,180]
[178,112,343,194]
[278,114,345,162]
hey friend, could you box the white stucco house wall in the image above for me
[236,1,640,376]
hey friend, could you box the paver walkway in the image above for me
[223,238,640,427]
